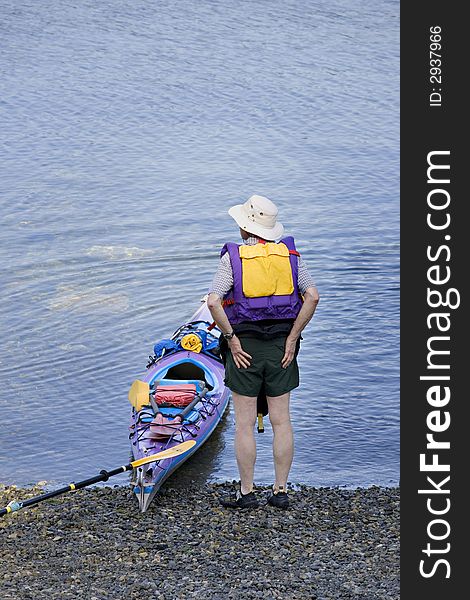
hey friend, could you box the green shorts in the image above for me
[224,335,299,397]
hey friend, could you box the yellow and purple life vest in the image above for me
[220,236,303,323]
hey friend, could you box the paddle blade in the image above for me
[128,380,150,411]
[130,440,196,467]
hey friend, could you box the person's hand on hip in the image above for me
[228,336,252,369]
[281,335,298,369]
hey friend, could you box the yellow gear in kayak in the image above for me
[180,333,203,353]
[239,242,294,298]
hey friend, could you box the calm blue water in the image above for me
[0,0,399,489]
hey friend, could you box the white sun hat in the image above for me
[228,194,284,240]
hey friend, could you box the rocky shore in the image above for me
[1,483,399,600]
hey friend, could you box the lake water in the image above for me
[0,0,399,490]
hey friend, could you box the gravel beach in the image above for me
[1,483,399,600]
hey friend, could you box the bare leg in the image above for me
[267,392,294,490]
[232,393,257,494]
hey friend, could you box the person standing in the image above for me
[207,195,319,509]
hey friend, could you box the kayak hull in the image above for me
[129,301,230,512]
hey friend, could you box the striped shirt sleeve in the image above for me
[297,256,317,295]
[209,252,233,298]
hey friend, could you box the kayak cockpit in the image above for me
[150,355,217,392]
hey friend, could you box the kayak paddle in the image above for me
[0,440,196,517]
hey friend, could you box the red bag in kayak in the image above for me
[154,384,196,407]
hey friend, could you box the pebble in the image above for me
[0,483,399,599]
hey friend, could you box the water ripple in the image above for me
[0,0,399,488]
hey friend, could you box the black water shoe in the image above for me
[220,489,259,509]
[267,486,289,509]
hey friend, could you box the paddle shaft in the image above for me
[0,464,131,516]
[178,387,208,420]
[1,439,196,517]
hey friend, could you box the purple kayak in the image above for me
[129,299,230,512]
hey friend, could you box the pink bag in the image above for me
[154,383,197,407]
[148,412,184,440]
